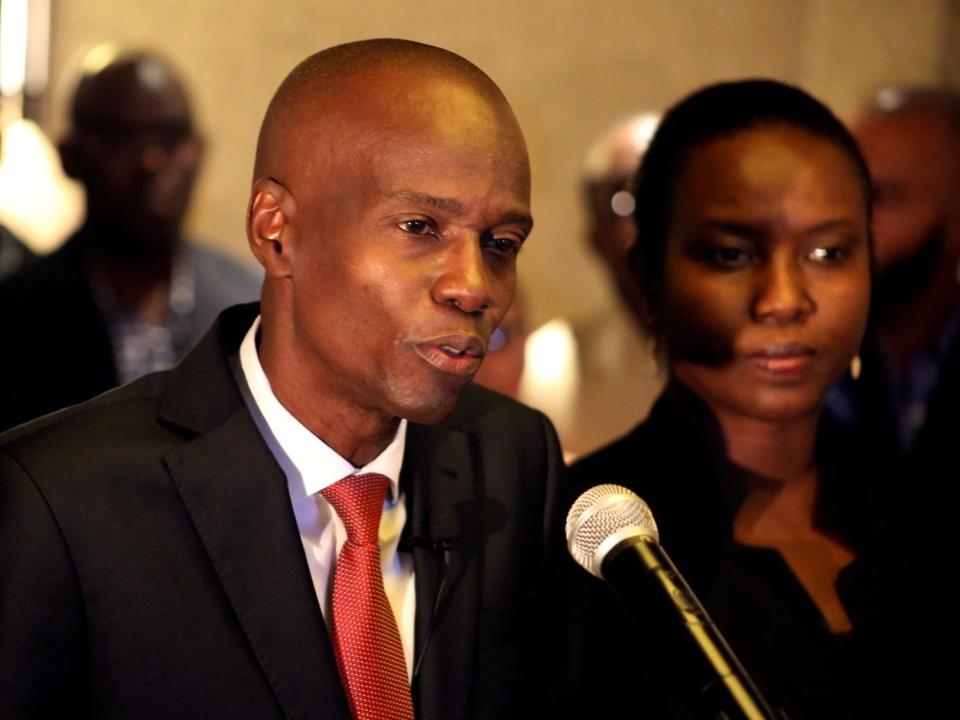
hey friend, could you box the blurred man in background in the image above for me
[829,87,960,504]
[0,47,260,431]
[567,112,663,456]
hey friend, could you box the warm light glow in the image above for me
[519,318,580,438]
[525,319,576,383]
[627,113,660,150]
[0,119,83,252]
[24,0,50,96]
[80,42,120,77]
[0,0,28,97]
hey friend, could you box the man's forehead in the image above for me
[282,73,526,173]
[296,65,510,135]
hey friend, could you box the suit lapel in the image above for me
[165,407,350,720]
[406,422,480,720]
[157,305,349,720]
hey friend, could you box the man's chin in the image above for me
[396,387,465,425]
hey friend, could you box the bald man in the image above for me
[0,49,260,432]
[0,41,564,719]
[827,88,960,509]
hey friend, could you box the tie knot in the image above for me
[321,472,390,546]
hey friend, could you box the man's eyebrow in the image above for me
[387,190,534,231]
[388,191,466,214]
[502,211,534,233]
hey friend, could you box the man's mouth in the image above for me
[414,334,486,376]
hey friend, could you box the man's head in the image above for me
[59,47,203,260]
[851,87,960,305]
[248,40,531,432]
[581,113,659,324]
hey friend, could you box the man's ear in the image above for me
[247,177,296,278]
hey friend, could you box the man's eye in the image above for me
[399,219,433,235]
[484,235,522,256]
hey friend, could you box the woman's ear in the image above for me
[247,177,296,278]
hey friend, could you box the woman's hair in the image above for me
[630,79,871,330]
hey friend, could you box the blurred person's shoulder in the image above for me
[0,223,36,281]
[185,240,263,303]
[0,234,85,308]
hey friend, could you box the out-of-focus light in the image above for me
[80,42,120,77]
[876,86,905,112]
[525,319,576,383]
[627,113,660,150]
[0,0,28,97]
[0,119,83,252]
[519,318,580,437]
[610,189,635,218]
[24,0,50,96]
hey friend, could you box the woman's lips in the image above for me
[747,343,816,377]
[414,334,485,376]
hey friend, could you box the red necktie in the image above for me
[321,473,415,720]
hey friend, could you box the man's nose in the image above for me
[752,259,815,323]
[432,237,495,314]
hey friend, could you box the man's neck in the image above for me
[84,225,179,323]
[258,345,399,468]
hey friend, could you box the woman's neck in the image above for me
[711,405,820,485]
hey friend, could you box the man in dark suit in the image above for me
[0,39,563,719]
[0,48,260,432]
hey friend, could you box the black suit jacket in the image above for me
[0,303,565,719]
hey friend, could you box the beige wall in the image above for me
[44,0,952,326]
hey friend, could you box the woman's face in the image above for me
[659,124,871,423]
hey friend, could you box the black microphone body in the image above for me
[602,535,778,720]
[566,485,780,720]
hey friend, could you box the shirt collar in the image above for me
[238,315,406,503]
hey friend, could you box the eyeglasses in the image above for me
[79,120,196,154]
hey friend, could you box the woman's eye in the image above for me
[399,219,433,235]
[808,246,848,262]
[703,246,755,268]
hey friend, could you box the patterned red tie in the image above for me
[321,473,415,720]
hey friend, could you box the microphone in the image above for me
[566,484,779,720]
[401,505,459,556]
[407,505,460,680]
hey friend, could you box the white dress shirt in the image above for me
[237,316,416,677]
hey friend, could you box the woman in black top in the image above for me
[568,80,946,718]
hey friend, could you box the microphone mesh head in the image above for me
[566,484,658,577]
